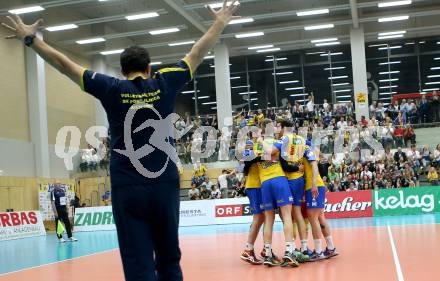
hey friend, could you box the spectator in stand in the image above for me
[306,95,315,112]
[188,183,200,200]
[427,166,439,186]
[323,99,329,111]
[394,147,407,163]
[200,177,214,191]
[407,144,422,168]
[393,125,405,148]
[191,162,207,187]
[360,115,369,127]
[404,124,416,146]
[432,92,440,122]
[433,144,440,167]
[218,169,233,199]
[200,185,212,200]
[369,101,377,117]
[211,185,222,199]
[419,95,430,123]
[360,166,373,180]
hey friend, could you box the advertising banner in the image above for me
[180,200,216,227]
[74,206,115,232]
[373,187,440,217]
[0,211,46,241]
[325,190,373,219]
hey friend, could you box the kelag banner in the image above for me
[373,187,440,216]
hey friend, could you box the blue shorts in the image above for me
[246,188,264,215]
[305,187,326,209]
[261,176,293,211]
[288,177,305,206]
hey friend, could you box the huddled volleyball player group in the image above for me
[239,119,338,267]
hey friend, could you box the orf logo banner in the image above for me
[373,187,440,217]
[0,211,46,241]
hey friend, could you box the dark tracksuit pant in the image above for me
[56,207,73,239]
[112,179,182,281]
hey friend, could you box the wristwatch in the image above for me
[24,34,36,47]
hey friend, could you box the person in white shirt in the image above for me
[406,144,421,168]
[218,169,233,199]
[336,117,347,130]
[200,177,214,191]
[323,99,329,111]
[211,185,222,199]
[188,183,200,200]
[360,166,373,180]
[306,95,314,112]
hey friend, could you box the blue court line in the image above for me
[1,213,439,275]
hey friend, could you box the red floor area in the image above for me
[1,225,438,281]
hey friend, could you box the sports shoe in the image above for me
[323,247,338,259]
[309,251,326,262]
[293,250,310,263]
[68,237,78,242]
[58,238,66,243]
[281,251,300,268]
[260,249,282,263]
[240,250,263,265]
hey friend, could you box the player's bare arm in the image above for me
[184,0,240,73]
[2,15,84,87]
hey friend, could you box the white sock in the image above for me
[325,236,335,250]
[301,239,308,252]
[285,242,294,254]
[314,239,322,254]
[264,244,272,257]
[245,243,254,251]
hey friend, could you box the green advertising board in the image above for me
[373,187,440,217]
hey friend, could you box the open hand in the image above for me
[207,0,240,25]
[1,14,43,40]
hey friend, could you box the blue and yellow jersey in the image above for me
[257,139,285,183]
[303,157,325,191]
[274,134,317,180]
[245,163,261,189]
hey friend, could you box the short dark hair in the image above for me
[120,46,151,75]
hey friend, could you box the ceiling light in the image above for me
[320,52,343,56]
[378,15,409,22]
[257,48,281,53]
[290,94,308,97]
[126,12,159,21]
[379,61,401,65]
[380,78,399,82]
[238,91,258,95]
[182,90,200,94]
[304,24,334,31]
[434,58,440,61]
[315,42,341,47]
[333,83,350,86]
[329,76,348,80]
[311,38,338,43]
[426,81,440,85]
[334,89,352,93]
[149,28,180,35]
[235,32,264,38]
[428,75,440,78]
[46,24,78,32]
[168,40,195,46]
[250,98,258,101]
[306,51,326,55]
[380,71,400,75]
[378,34,404,40]
[274,71,293,75]
[378,46,402,50]
[265,57,287,62]
[431,67,440,70]
[204,55,215,59]
[231,85,249,89]
[208,1,240,9]
[380,85,398,89]
[100,49,124,55]
[297,9,330,17]
[379,31,406,36]
[76,38,106,44]
[378,1,412,8]
[248,44,274,50]
[279,80,299,84]
[285,87,304,91]
[192,96,210,100]
[150,62,162,66]
[9,6,44,14]
[419,41,426,44]
[379,92,397,95]
[405,42,415,45]
[230,76,241,80]
[369,44,389,48]
[422,88,440,91]
[202,101,217,105]
[229,18,254,25]
[324,67,346,70]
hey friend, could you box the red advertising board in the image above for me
[324,190,373,219]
